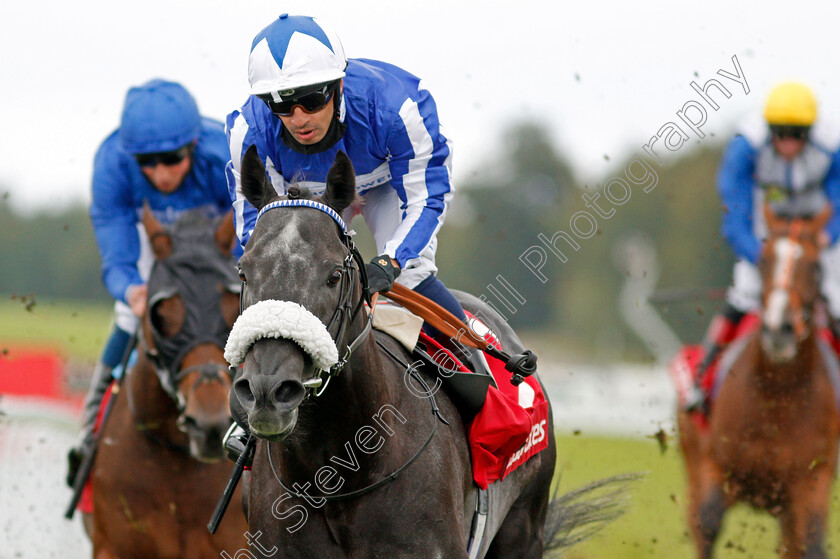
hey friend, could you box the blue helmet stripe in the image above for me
[250,15,336,69]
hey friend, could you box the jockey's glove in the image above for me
[366,254,400,294]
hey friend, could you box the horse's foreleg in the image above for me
[778,471,833,559]
[693,485,726,559]
[681,415,727,559]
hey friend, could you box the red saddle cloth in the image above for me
[418,318,550,489]
[76,381,116,514]
[668,314,760,414]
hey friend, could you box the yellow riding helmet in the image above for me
[764,82,818,126]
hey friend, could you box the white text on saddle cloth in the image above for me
[503,419,549,474]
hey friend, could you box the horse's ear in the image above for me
[141,201,172,259]
[322,150,357,213]
[240,145,276,211]
[214,209,237,256]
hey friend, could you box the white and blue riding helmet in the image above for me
[119,79,201,154]
[248,14,347,99]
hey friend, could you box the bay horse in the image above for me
[226,145,631,558]
[87,208,248,557]
[678,206,840,558]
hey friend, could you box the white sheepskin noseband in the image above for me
[224,300,339,370]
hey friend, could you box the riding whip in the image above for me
[208,433,255,534]
[64,332,138,520]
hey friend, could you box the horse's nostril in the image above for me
[234,378,256,407]
[274,380,305,406]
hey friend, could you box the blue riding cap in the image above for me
[119,79,201,154]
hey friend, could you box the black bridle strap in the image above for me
[265,340,445,501]
[302,244,373,394]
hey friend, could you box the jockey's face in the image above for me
[772,136,807,161]
[141,155,192,194]
[277,94,336,145]
[770,125,809,161]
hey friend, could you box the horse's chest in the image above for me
[711,403,831,480]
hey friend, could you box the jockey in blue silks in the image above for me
[227,15,487,370]
[685,82,840,411]
[67,79,238,484]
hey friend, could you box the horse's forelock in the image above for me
[286,185,313,200]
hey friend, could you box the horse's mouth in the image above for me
[247,409,298,441]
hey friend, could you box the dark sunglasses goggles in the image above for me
[257,82,337,116]
[770,125,810,141]
[135,144,192,168]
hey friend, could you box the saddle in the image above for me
[373,288,550,489]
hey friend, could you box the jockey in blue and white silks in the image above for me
[227,16,473,323]
[225,15,495,389]
[68,80,237,486]
[227,57,453,289]
[227,33,453,293]
[684,82,840,411]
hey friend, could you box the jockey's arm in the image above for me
[90,146,145,304]
[380,89,453,271]
[718,135,761,264]
[226,110,284,252]
[821,148,840,246]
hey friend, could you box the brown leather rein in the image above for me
[380,284,537,386]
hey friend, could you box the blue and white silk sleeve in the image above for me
[381,87,453,269]
[226,109,287,252]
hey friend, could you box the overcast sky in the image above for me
[1,0,835,212]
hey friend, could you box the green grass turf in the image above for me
[0,296,113,362]
[553,434,840,558]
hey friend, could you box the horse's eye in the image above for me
[327,269,343,286]
[238,268,246,283]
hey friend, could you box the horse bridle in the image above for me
[142,325,232,415]
[243,199,374,398]
[248,199,447,501]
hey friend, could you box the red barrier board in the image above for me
[0,348,66,399]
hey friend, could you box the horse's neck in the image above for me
[126,352,183,439]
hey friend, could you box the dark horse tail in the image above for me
[543,473,643,557]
